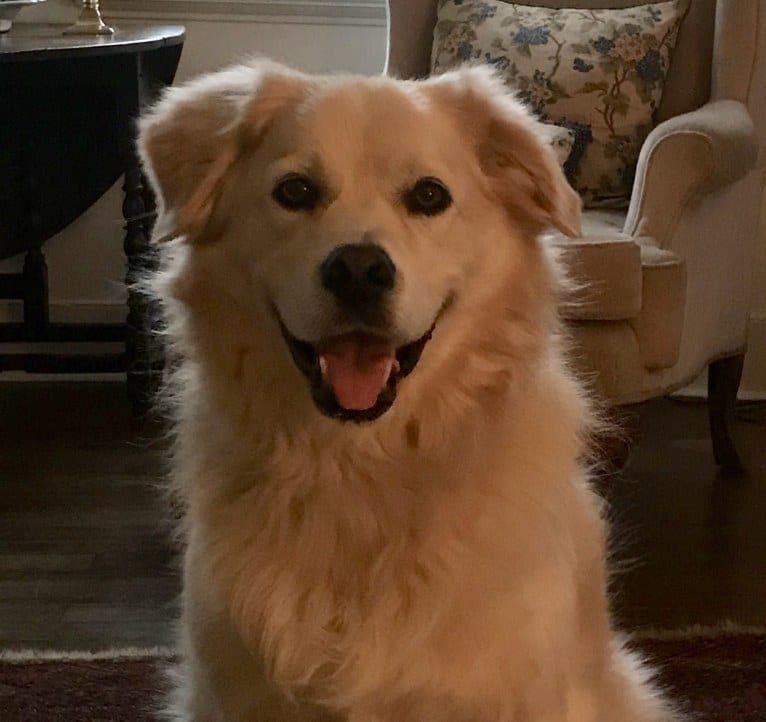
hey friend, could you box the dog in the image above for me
[138,59,678,722]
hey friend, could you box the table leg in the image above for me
[122,155,159,414]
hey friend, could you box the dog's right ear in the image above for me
[425,66,581,239]
[138,60,307,242]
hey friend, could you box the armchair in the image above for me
[386,0,765,469]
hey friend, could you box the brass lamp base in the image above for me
[63,1,114,36]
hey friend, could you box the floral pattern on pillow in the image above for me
[432,0,689,207]
[542,120,593,185]
[546,123,577,167]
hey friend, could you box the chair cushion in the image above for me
[542,119,593,184]
[553,209,685,335]
[431,0,689,207]
[554,209,687,375]
[546,122,577,167]
[566,320,644,399]
[552,210,642,320]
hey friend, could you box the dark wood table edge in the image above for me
[0,24,185,63]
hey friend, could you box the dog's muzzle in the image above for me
[278,243,446,422]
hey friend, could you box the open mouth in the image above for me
[280,322,434,423]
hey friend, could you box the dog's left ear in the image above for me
[427,66,582,238]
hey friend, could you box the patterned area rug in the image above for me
[1,627,765,721]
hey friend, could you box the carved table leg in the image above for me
[21,129,49,342]
[708,353,745,471]
[123,156,158,414]
[141,169,157,235]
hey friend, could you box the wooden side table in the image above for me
[0,23,185,411]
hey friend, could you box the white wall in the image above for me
[3,1,765,395]
[742,190,766,396]
[681,188,766,399]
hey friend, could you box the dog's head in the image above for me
[139,61,580,424]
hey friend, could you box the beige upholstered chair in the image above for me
[386,0,765,468]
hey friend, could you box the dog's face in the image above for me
[139,62,580,424]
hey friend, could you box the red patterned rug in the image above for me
[1,627,765,721]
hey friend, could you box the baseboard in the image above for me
[0,302,126,382]
[0,301,126,325]
[0,372,127,382]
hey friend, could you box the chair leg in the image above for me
[708,353,745,471]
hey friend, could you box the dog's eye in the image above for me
[273,175,320,211]
[404,178,452,216]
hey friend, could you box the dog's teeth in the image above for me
[319,355,328,377]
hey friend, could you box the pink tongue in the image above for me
[319,337,396,411]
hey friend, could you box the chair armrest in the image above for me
[625,100,758,244]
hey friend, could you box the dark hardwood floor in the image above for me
[0,383,176,650]
[0,382,764,650]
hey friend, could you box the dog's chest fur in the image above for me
[204,433,457,677]
[188,398,587,715]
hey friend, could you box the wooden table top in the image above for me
[0,22,184,62]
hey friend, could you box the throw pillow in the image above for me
[546,123,577,167]
[544,119,593,186]
[432,0,689,208]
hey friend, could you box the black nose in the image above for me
[320,243,396,305]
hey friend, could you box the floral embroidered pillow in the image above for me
[432,0,689,208]
[544,119,593,186]
[546,123,577,167]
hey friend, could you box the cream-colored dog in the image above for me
[138,60,677,722]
